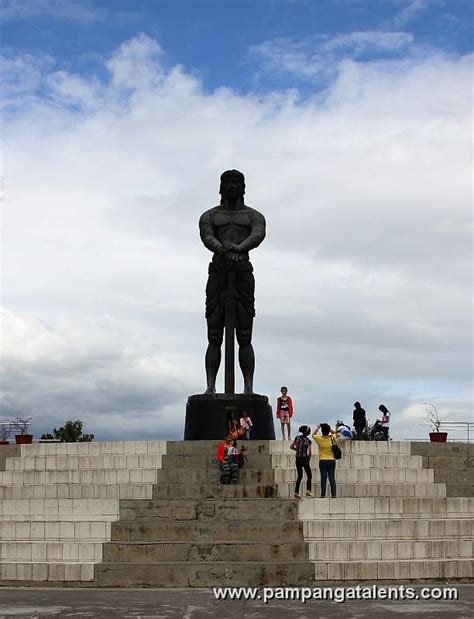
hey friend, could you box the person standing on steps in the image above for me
[312,423,337,498]
[276,386,293,439]
[290,425,314,498]
[240,411,253,440]
[353,401,367,439]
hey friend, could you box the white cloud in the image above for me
[0,0,108,22]
[1,34,472,440]
[249,30,418,82]
[388,0,442,29]
[0,52,54,113]
[324,30,414,53]
[0,309,195,439]
[106,34,166,92]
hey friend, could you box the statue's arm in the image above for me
[199,210,224,254]
[236,210,266,252]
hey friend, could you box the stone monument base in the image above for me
[184,393,275,440]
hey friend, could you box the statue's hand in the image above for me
[222,241,239,252]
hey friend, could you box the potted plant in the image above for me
[423,403,449,442]
[0,425,10,445]
[10,416,33,444]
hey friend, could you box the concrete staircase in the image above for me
[0,441,166,583]
[411,442,474,497]
[0,440,472,585]
[270,441,473,581]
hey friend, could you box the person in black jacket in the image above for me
[353,402,367,439]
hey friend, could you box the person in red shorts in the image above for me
[276,386,293,439]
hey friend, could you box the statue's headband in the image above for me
[220,169,245,183]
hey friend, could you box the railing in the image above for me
[438,420,473,443]
[405,420,474,443]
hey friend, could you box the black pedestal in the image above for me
[184,393,275,440]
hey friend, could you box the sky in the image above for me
[1,0,472,442]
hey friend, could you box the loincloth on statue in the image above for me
[205,259,255,326]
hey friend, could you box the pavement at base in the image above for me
[0,587,473,618]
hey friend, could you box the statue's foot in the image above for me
[243,385,254,395]
[204,386,217,397]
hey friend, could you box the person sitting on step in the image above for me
[336,420,353,440]
[216,435,240,484]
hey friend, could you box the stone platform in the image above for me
[0,440,472,586]
[185,393,275,439]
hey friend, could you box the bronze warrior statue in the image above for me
[199,170,266,394]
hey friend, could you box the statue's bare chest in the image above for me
[212,209,252,232]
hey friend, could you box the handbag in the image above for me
[330,435,342,460]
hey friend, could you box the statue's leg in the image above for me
[205,309,223,395]
[236,314,254,394]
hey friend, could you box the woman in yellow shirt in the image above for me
[312,423,337,498]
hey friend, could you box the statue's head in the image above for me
[219,169,245,197]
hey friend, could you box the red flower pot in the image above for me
[429,432,448,443]
[0,440,9,445]
[15,435,33,445]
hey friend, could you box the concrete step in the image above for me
[278,482,446,498]
[446,484,474,497]
[110,519,304,542]
[155,468,275,485]
[0,521,111,541]
[419,456,474,471]
[0,484,154,500]
[94,561,315,587]
[119,498,299,522]
[148,440,411,456]
[161,455,271,469]
[0,469,159,486]
[271,454,425,469]
[308,538,473,561]
[270,443,413,455]
[410,442,474,457]
[160,453,425,469]
[273,468,434,483]
[154,467,434,484]
[165,441,272,455]
[434,470,474,484]
[0,541,103,562]
[103,541,308,562]
[4,454,163,472]
[312,558,474,581]
[0,562,95,582]
[297,497,474,520]
[16,442,167,457]
[303,518,474,540]
[0,499,119,521]
[151,484,278,500]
